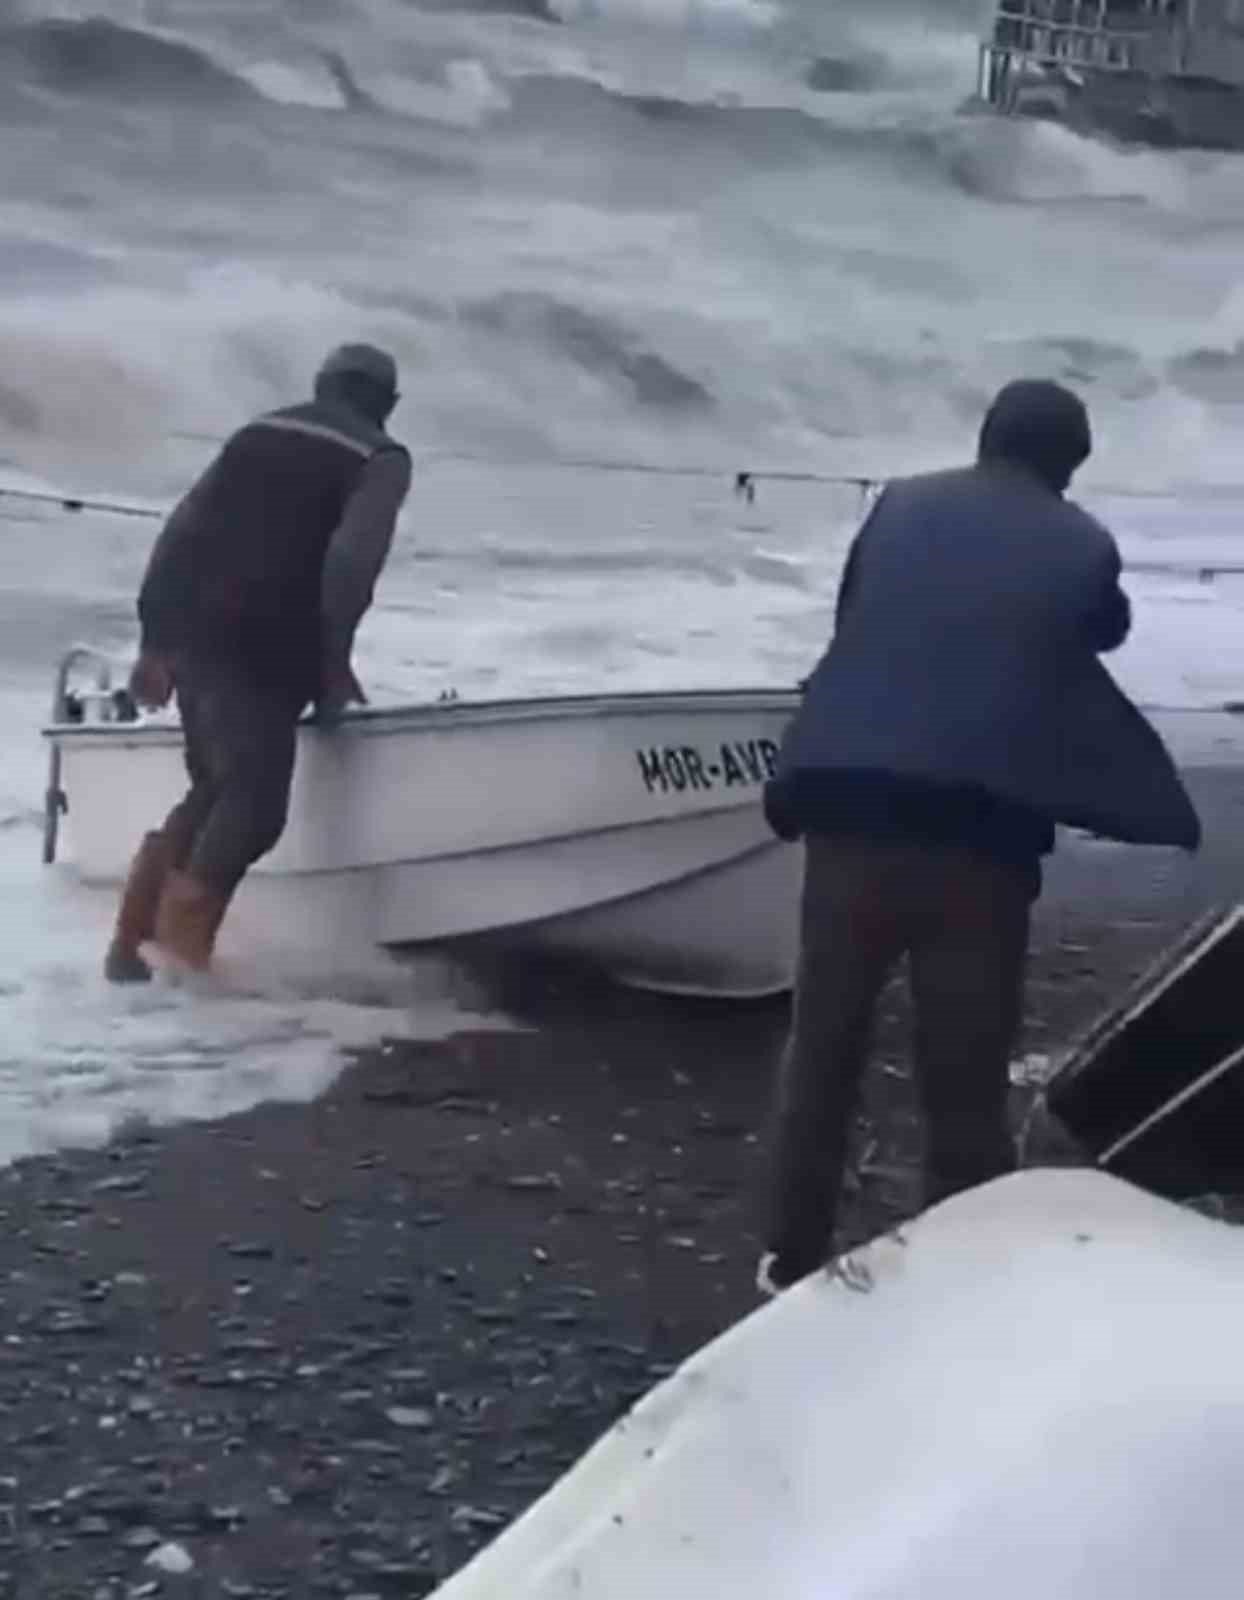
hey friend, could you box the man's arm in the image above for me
[318,447,412,718]
[769,490,888,835]
[833,487,886,631]
[1085,539,1132,655]
[130,478,217,710]
[136,493,200,656]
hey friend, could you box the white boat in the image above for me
[43,650,803,998]
[429,1169,1244,1600]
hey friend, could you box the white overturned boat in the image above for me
[430,1170,1244,1600]
[43,650,802,997]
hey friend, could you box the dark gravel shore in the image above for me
[0,975,791,1600]
[2,789,1240,1600]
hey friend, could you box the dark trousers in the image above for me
[160,659,306,896]
[766,834,1032,1279]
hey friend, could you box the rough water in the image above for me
[2,0,1244,1161]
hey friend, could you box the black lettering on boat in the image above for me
[640,740,774,794]
[681,746,713,791]
[663,748,689,792]
[738,741,765,783]
[638,748,668,793]
[720,743,748,787]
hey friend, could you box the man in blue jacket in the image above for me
[759,380,1199,1294]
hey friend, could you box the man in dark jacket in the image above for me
[758,379,1199,1294]
[104,343,412,983]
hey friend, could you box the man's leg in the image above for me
[763,837,910,1288]
[160,678,218,869]
[104,674,216,983]
[908,850,1032,1209]
[154,668,302,971]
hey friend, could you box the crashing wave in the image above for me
[0,16,256,103]
[1168,345,1244,408]
[805,52,888,93]
[415,0,561,20]
[942,117,1186,208]
[466,292,715,414]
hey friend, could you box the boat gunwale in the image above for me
[42,685,803,746]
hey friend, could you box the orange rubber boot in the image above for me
[153,870,231,973]
[104,832,175,984]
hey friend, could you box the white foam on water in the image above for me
[549,0,779,28]
[8,0,1244,495]
[0,265,405,495]
[0,813,517,1169]
[0,641,517,1169]
[238,58,350,110]
[358,57,513,126]
[948,115,1192,208]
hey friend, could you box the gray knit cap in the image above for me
[317,343,398,394]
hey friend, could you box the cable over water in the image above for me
[2,458,1242,581]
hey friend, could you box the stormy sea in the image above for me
[1,0,1243,1157]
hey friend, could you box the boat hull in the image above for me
[445,831,804,999]
[46,688,803,998]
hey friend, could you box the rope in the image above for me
[413,448,879,491]
[0,484,163,521]
[3,459,1244,584]
[1126,560,1244,580]
[0,457,884,526]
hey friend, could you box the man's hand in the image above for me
[316,660,369,728]
[128,651,175,713]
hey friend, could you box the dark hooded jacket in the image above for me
[767,385,1200,864]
